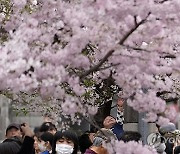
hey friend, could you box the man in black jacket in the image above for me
[0,123,35,154]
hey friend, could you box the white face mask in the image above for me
[38,143,46,152]
[56,143,74,154]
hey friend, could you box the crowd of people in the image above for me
[0,98,180,154]
[0,120,140,154]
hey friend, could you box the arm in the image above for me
[18,123,35,154]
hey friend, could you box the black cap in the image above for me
[6,123,20,135]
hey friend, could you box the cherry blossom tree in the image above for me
[0,0,180,153]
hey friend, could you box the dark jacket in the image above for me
[111,123,124,140]
[0,140,21,154]
[172,145,179,154]
[18,136,35,154]
[1,136,35,154]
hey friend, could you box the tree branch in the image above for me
[122,44,152,52]
[155,0,169,4]
[80,13,151,79]
[122,44,177,59]
[118,12,151,45]
[134,16,138,26]
[98,63,121,71]
[80,50,114,79]
[98,52,148,71]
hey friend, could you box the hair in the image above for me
[0,141,21,154]
[34,126,40,133]
[79,131,93,153]
[103,115,116,121]
[120,131,141,142]
[52,130,79,154]
[34,127,42,139]
[39,122,57,132]
[40,132,54,146]
[92,137,104,147]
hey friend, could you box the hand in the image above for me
[20,123,34,137]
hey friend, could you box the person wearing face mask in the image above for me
[34,132,54,154]
[0,123,35,154]
[52,130,78,154]
[40,132,54,154]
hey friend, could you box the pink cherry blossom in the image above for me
[0,2,179,153]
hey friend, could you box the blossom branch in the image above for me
[118,12,151,45]
[80,12,151,79]
[98,53,149,71]
[80,49,114,79]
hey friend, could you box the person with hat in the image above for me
[0,123,35,154]
[5,123,22,139]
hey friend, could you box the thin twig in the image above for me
[122,44,152,53]
[98,63,121,71]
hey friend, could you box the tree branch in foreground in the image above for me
[80,13,151,79]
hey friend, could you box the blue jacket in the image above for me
[41,151,50,154]
[111,123,124,140]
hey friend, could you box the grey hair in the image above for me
[92,137,104,147]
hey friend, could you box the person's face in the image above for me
[89,133,95,143]
[117,98,124,111]
[34,136,50,153]
[34,136,41,152]
[48,128,56,135]
[6,127,22,138]
[56,136,74,147]
[103,116,116,129]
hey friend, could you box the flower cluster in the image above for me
[111,140,157,154]
[0,0,179,126]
